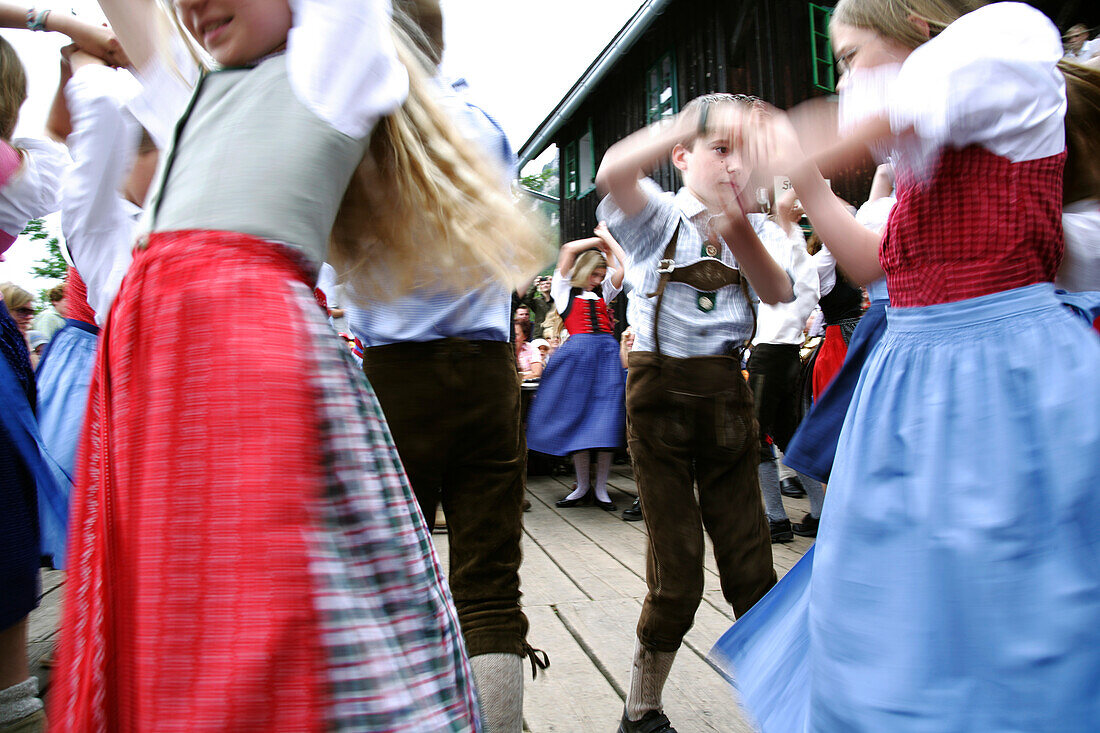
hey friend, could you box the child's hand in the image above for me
[593,222,615,255]
[745,105,807,176]
[65,20,129,68]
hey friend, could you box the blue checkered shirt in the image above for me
[597,179,799,358]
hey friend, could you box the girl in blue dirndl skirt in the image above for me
[712,4,1100,731]
[528,225,629,510]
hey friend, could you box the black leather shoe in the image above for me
[595,498,617,512]
[621,498,643,522]
[618,709,677,733]
[770,518,794,543]
[556,494,589,508]
[779,477,806,497]
[792,513,819,537]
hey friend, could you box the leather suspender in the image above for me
[646,220,757,357]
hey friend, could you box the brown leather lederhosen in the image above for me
[626,219,776,653]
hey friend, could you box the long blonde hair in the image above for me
[833,0,1100,204]
[0,37,27,141]
[570,250,608,289]
[162,4,550,300]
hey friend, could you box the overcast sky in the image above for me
[0,0,643,290]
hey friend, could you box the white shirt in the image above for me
[61,65,145,323]
[550,267,622,312]
[0,138,68,239]
[1059,200,1100,293]
[754,227,818,345]
[888,2,1065,173]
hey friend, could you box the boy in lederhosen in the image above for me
[596,94,799,733]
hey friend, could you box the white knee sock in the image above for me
[565,451,592,500]
[470,653,524,733]
[0,678,43,727]
[624,640,676,721]
[594,451,613,502]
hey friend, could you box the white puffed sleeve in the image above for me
[888,2,1065,164]
[287,0,409,139]
[0,138,70,238]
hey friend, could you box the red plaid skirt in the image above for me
[49,231,479,731]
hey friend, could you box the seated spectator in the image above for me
[530,337,552,365]
[515,320,543,379]
[31,283,67,338]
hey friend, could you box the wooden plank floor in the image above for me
[27,464,813,732]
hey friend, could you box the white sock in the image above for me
[624,640,676,721]
[594,451,613,503]
[470,653,524,733]
[565,451,591,500]
[0,678,43,726]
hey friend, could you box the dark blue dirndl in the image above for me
[526,333,625,456]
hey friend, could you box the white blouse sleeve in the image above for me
[61,65,145,321]
[0,138,70,238]
[550,270,573,313]
[888,2,1065,163]
[601,270,623,303]
[287,0,409,139]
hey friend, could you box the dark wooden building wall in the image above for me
[555,0,845,243]
[552,0,1095,243]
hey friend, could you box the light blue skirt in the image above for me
[713,283,1100,732]
[35,323,98,568]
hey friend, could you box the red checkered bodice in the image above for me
[65,267,98,326]
[562,291,614,334]
[881,146,1065,307]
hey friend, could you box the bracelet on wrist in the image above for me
[26,8,51,31]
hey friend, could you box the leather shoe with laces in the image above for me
[617,709,677,733]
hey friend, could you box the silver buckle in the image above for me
[656,258,676,275]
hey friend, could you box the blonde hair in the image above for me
[833,0,1100,204]
[831,0,985,49]
[542,310,564,339]
[570,249,607,289]
[0,37,27,141]
[161,4,550,300]
[0,282,33,314]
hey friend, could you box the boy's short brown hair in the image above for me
[680,93,758,147]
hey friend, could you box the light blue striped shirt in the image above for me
[347,78,514,346]
[597,178,799,358]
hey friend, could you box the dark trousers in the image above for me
[363,339,528,657]
[746,342,803,456]
[626,353,776,653]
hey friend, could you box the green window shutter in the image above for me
[809,3,836,92]
[646,52,679,124]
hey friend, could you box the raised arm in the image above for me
[92,0,159,71]
[593,222,627,290]
[595,111,696,217]
[0,3,128,66]
[45,53,73,142]
[748,109,891,285]
[556,236,603,277]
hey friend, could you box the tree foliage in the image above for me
[24,219,67,281]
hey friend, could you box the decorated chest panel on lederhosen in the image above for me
[646,219,756,356]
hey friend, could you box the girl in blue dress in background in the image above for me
[528,224,629,511]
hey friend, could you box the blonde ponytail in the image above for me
[329,14,552,300]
